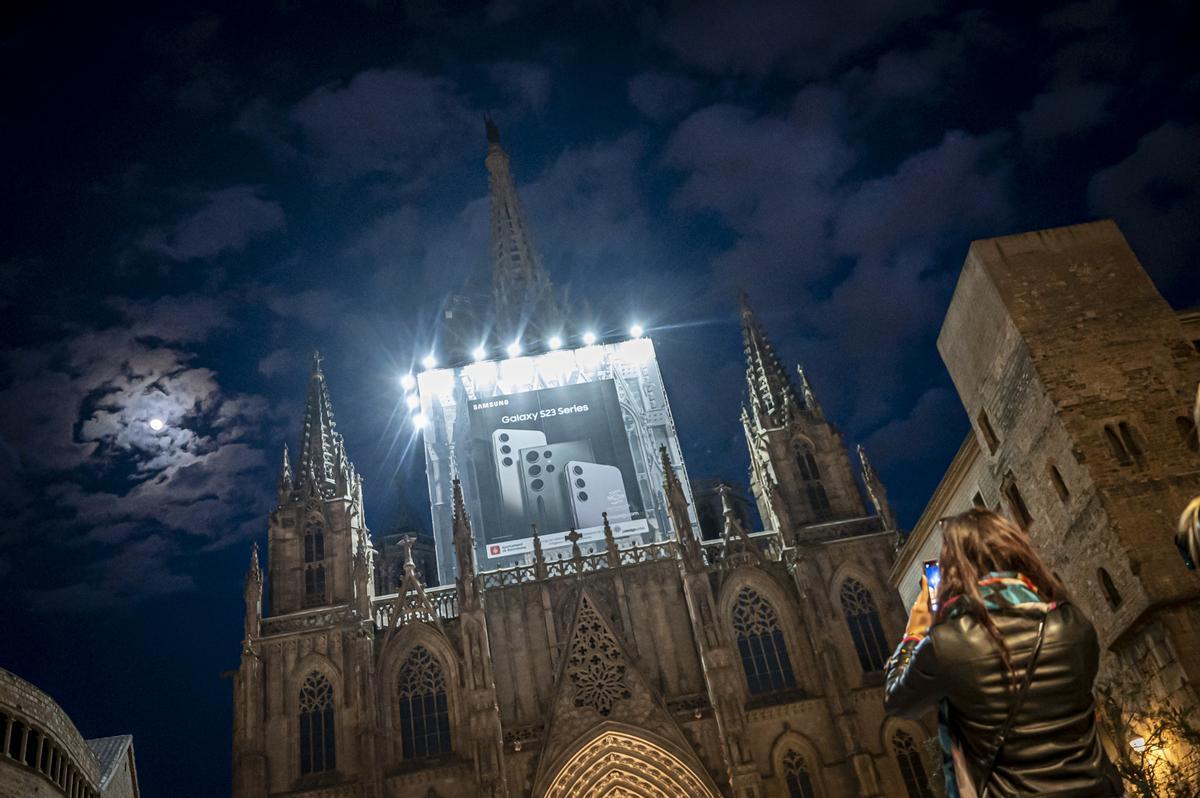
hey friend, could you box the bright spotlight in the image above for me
[405,393,420,410]
[548,335,563,350]
[412,413,428,429]
[421,354,437,370]
[399,373,416,391]
[506,340,521,358]
[629,323,644,338]
[148,418,165,432]
[582,331,597,346]
[473,345,487,362]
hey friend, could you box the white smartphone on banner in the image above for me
[492,429,546,528]
[566,461,632,529]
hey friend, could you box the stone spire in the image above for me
[485,118,561,341]
[243,544,262,643]
[739,292,802,429]
[296,351,352,496]
[796,366,824,420]
[661,446,702,568]
[857,445,897,531]
[720,484,759,565]
[276,444,293,505]
[451,475,480,609]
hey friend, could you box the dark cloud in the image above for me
[660,0,941,79]
[489,60,553,111]
[1019,82,1112,143]
[136,185,285,261]
[287,69,476,185]
[627,71,701,121]
[1088,121,1200,300]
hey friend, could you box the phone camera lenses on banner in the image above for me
[543,450,553,458]
[575,478,586,488]
[502,457,513,467]
[500,445,511,454]
[577,491,588,501]
[545,464,555,472]
[531,478,544,491]
[528,465,541,476]
[526,452,538,462]
[572,465,583,475]
[499,433,509,442]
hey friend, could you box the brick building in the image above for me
[892,220,1200,772]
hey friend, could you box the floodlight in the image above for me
[405,393,420,410]
[629,323,644,338]
[582,331,597,345]
[149,418,165,431]
[506,340,522,358]
[399,373,416,391]
[548,335,563,350]
[413,413,428,429]
[473,346,487,362]
[421,354,437,370]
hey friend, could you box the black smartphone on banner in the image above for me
[923,559,941,613]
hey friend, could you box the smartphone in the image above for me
[923,559,942,613]
[492,429,547,531]
[518,440,595,534]
[565,461,631,528]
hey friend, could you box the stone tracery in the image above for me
[565,599,631,717]
[543,730,719,798]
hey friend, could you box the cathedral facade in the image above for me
[230,127,932,798]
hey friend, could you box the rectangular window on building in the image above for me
[1003,472,1033,528]
[976,409,999,455]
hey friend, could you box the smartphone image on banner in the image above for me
[923,559,942,613]
[565,461,632,529]
[492,429,547,528]
[518,441,595,534]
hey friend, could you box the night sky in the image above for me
[2,1,1198,795]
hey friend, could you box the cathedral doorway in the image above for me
[541,729,720,798]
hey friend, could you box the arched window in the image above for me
[893,730,932,798]
[298,672,335,776]
[1099,567,1123,610]
[840,578,889,672]
[731,587,797,695]
[782,749,816,798]
[794,445,831,519]
[304,520,326,606]
[397,646,452,760]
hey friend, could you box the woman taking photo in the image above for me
[885,509,1122,797]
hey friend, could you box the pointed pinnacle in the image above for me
[310,350,323,374]
[452,474,466,520]
[246,543,262,582]
[399,534,416,568]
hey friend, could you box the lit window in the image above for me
[840,579,889,672]
[731,587,797,695]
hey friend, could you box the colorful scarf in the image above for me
[936,572,1058,798]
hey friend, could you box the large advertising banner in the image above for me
[417,338,698,584]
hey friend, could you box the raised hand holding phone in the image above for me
[905,574,934,640]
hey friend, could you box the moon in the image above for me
[149,418,165,431]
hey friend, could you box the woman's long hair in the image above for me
[935,509,1070,681]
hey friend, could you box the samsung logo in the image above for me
[472,399,510,410]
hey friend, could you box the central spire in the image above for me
[485,118,561,342]
[296,351,353,496]
[739,292,804,428]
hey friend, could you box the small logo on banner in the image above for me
[489,544,501,556]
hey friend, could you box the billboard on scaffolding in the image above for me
[417,337,697,583]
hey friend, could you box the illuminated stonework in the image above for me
[543,730,719,798]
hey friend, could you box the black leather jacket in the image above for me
[885,602,1121,797]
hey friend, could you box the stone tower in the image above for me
[485,118,561,344]
[740,294,866,539]
[937,220,1200,739]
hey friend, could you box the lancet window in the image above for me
[304,519,326,606]
[397,646,452,760]
[731,587,796,695]
[298,672,335,776]
[782,749,817,798]
[794,444,831,519]
[893,730,932,798]
[840,578,889,672]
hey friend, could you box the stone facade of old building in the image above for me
[0,667,140,798]
[230,125,935,798]
[892,219,1200,769]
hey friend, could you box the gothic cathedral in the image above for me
[231,125,934,798]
